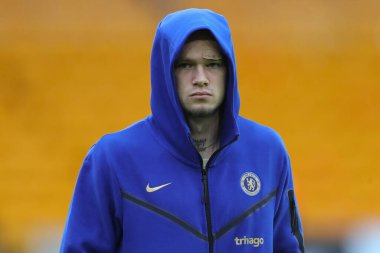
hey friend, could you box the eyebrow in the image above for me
[203,56,223,61]
[175,57,224,63]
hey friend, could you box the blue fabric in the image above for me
[61,8,304,253]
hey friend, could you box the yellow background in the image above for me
[1,0,379,251]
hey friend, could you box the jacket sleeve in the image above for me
[273,154,305,253]
[60,144,123,253]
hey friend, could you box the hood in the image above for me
[149,8,240,164]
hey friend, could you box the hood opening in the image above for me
[149,9,240,164]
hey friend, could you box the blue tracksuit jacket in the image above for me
[61,8,304,253]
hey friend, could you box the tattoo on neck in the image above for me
[192,138,206,150]
[192,138,217,152]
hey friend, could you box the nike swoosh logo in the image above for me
[146,182,172,193]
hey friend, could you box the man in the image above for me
[61,8,304,253]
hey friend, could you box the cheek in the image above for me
[175,73,190,89]
[175,81,190,101]
[215,74,226,96]
[174,75,184,94]
[219,84,226,99]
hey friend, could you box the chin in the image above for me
[185,106,219,118]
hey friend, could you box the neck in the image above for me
[186,113,220,160]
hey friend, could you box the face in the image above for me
[174,39,226,118]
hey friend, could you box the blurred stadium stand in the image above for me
[0,0,379,252]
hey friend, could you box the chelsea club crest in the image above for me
[241,172,261,196]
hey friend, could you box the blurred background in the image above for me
[1,0,379,252]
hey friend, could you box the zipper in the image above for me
[200,136,239,253]
[201,168,214,253]
[287,189,305,252]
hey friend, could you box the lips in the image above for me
[190,91,211,97]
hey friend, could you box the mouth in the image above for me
[190,91,211,98]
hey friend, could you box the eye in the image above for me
[175,62,193,69]
[206,62,224,69]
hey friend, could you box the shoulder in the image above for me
[237,116,287,153]
[90,118,151,156]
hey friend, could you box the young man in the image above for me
[61,8,304,253]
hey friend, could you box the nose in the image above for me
[192,65,208,86]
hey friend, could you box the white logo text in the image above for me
[234,236,264,247]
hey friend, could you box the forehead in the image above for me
[177,30,223,60]
[178,39,223,60]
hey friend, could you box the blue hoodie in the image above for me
[61,8,304,253]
